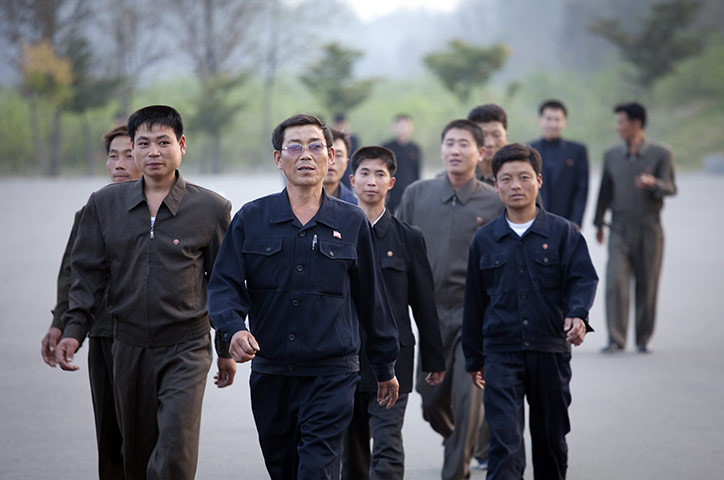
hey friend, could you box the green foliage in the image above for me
[423,39,508,104]
[63,35,120,114]
[299,43,375,118]
[19,41,73,106]
[590,0,705,89]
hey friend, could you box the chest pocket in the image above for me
[241,238,283,291]
[533,250,562,289]
[479,253,510,294]
[380,254,407,273]
[316,240,357,296]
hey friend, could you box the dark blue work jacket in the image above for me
[462,208,598,372]
[208,189,399,381]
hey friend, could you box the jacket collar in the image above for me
[373,208,392,238]
[493,207,552,241]
[440,173,478,205]
[124,171,185,216]
[271,188,339,230]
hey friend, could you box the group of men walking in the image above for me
[40,98,675,480]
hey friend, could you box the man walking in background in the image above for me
[594,102,676,353]
[398,119,502,480]
[467,104,509,186]
[323,128,357,204]
[41,125,141,479]
[529,99,589,228]
[383,114,422,213]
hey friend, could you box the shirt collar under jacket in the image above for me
[440,173,478,205]
[618,136,650,159]
[373,208,392,239]
[123,170,186,216]
[492,207,553,242]
[271,187,340,230]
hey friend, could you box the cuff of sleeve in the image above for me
[465,357,484,373]
[214,334,232,359]
[371,362,396,383]
[50,314,64,331]
[63,324,87,343]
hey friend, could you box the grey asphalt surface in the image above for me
[1,171,722,479]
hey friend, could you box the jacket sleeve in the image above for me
[462,236,487,372]
[208,210,252,344]
[570,144,590,227]
[406,228,445,373]
[352,220,399,383]
[204,199,232,358]
[50,208,83,331]
[650,148,677,199]
[561,224,598,328]
[63,195,109,343]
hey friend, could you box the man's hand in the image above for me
[229,330,260,363]
[470,368,485,390]
[425,371,446,386]
[635,173,657,189]
[564,317,587,346]
[377,376,399,410]
[41,327,63,367]
[596,226,605,245]
[54,338,81,371]
[214,357,237,388]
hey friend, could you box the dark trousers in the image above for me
[343,391,409,480]
[484,351,572,480]
[416,330,484,480]
[112,335,212,480]
[250,372,359,480]
[606,221,664,348]
[88,336,124,480]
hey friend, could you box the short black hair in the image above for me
[492,143,542,179]
[441,119,485,148]
[467,103,508,130]
[394,113,412,122]
[271,114,333,151]
[330,127,351,155]
[333,113,347,124]
[102,125,129,154]
[614,102,647,129]
[127,105,183,141]
[350,146,397,177]
[539,99,567,117]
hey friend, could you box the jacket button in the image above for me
[329,250,335,257]
[520,292,527,299]
[291,299,300,307]
[287,364,295,371]
[299,231,306,237]
[523,319,529,326]
[288,333,296,341]
[543,257,549,263]
[265,246,271,252]
[296,264,304,272]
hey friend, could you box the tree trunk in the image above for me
[212,132,222,174]
[82,114,95,176]
[47,107,62,176]
[28,95,49,174]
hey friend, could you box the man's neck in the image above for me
[626,132,645,155]
[358,200,386,224]
[143,172,176,216]
[506,204,537,224]
[479,159,493,180]
[287,184,323,226]
[543,135,561,142]
[447,170,475,191]
[323,181,339,198]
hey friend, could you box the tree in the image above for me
[423,39,508,104]
[167,0,264,172]
[300,43,376,119]
[590,0,705,90]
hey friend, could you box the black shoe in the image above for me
[636,344,650,354]
[601,343,623,354]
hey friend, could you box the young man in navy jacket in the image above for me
[463,143,598,479]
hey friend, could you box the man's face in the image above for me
[495,160,542,211]
[273,125,333,188]
[478,121,508,162]
[132,124,185,181]
[615,112,638,142]
[324,138,349,187]
[441,128,484,177]
[350,158,396,207]
[106,135,141,183]
[394,118,413,143]
[539,108,567,141]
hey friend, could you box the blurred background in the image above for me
[0,0,722,176]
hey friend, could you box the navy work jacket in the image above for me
[462,208,598,373]
[208,189,399,381]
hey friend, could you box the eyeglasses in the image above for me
[281,142,328,156]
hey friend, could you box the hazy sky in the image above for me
[343,0,461,21]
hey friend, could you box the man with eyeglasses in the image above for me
[208,114,400,479]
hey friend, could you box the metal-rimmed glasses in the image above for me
[281,142,328,156]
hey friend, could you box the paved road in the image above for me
[1,171,722,479]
